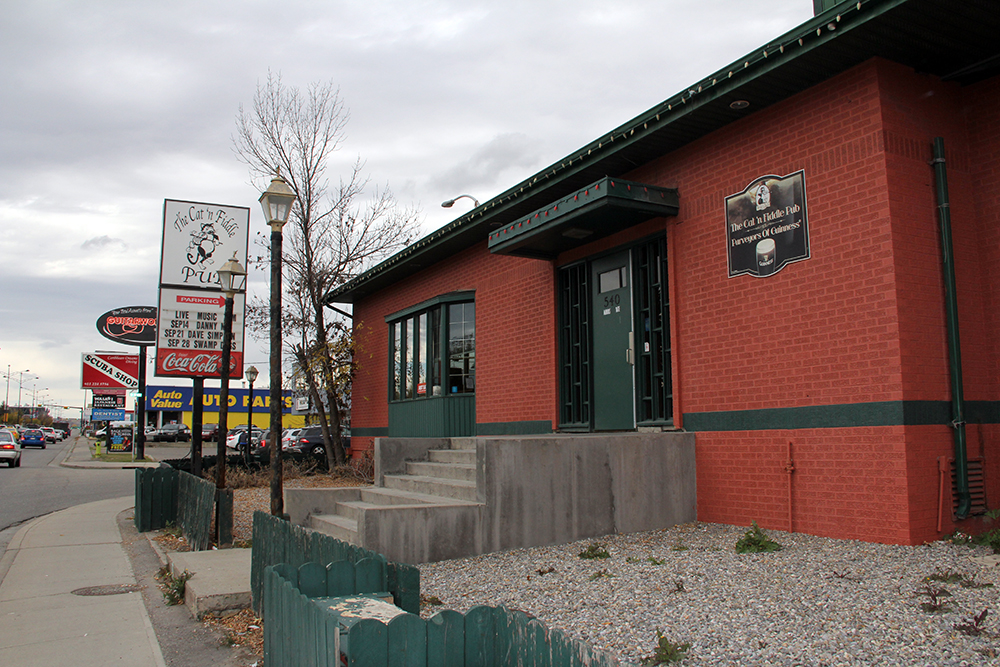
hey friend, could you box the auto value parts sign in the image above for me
[81,353,139,389]
[155,199,249,379]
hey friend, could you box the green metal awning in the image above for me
[487,178,678,259]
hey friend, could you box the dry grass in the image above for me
[203,608,263,657]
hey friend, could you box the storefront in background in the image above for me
[144,385,305,432]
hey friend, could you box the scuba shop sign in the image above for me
[725,170,810,278]
[160,200,249,290]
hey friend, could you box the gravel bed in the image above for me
[419,523,1000,666]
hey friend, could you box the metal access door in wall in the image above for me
[590,251,635,430]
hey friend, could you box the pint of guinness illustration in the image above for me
[756,238,776,276]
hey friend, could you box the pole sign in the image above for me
[726,170,810,278]
[92,408,126,421]
[81,353,140,390]
[156,199,249,380]
[93,394,126,409]
[96,306,157,346]
[155,287,245,378]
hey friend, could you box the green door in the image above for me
[591,251,635,430]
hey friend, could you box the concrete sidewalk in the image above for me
[0,496,167,667]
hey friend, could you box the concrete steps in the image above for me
[303,441,482,553]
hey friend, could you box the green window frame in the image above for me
[387,292,475,402]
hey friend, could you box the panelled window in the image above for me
[389,296,474,401]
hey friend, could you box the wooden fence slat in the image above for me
[426,609,465,667]
[548,629,573,667]
[355,557,386,593]
[298,562,327,598]
[464,606,498,667]
[327,560,356,597]
[387,613,427,667]
[349,618,389,667]
[527,618,548,667]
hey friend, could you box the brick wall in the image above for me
[350,242,558,452]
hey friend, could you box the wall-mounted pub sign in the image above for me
[725,170,809,278]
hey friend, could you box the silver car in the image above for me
[0,430,22,467]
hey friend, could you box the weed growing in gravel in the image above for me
[954,609,990,636]
[627,556,667,565]
[671,541,689,552]
[641,630,690,665]
[925,568,994,589]
[162,521,182,538]
[916,583,952,613]
[156,567,193,605]
[735,521,782,554]
[578,543,611,559]
[589,568,614,580]
[419,593,443,610]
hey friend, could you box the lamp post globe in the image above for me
[244,365,258,460]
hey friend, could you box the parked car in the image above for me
[20,428,46,449]
[0,429,21,467]
[201,423,219,442]
[225,426,263,451]
[151,423,191,442]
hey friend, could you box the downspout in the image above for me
[931,137,970,520]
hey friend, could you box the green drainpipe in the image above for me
[932,137,970,520]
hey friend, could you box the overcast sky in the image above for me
[0,0,813,417]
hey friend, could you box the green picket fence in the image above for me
[134,467,178,532]
[263,562,630,667]
[251,510,420,615]
[134,467,215,551]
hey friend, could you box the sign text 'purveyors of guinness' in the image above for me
[725,170,810,278]
[93,394,126,409]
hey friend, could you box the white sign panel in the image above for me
[155,287,246,379]
[160,200,250,290]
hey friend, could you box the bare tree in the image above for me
[234,72,419,466]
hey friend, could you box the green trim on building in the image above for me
[351,427,389,438]
[476,421,553,436]
[681,400,1000,431]
[385,290,475,323]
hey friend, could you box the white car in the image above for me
[0,430,22,467]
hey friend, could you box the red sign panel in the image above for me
[81,353,140,389]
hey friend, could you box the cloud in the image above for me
[429,133,539,194]
[81,235,128,250]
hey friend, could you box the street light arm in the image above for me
[441,194,480,209]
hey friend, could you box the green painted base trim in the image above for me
[351,427,389,438]
[476,420,553,436]
[683,400,1000,431]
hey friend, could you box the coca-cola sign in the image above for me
[96,306,157,346]
[158,350,243,377]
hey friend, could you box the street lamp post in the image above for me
[17,372,36,422]
[244,365,258,461]
[259,173,296,518]
[215,253,246,547]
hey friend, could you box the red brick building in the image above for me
[327,0,1000,545]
